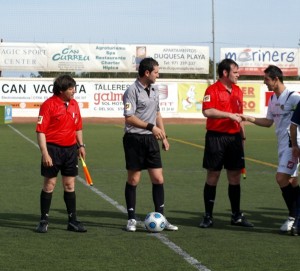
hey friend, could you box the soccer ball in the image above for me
[144,212,166,232]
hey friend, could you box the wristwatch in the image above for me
[78,144,86,148]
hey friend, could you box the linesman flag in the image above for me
[79,155,93,186]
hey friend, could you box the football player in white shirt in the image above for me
[289,102,300,235]
[241,65,300,233]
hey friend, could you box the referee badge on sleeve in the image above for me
[203,95,211,102]
[125,103,131,111]
[37,116,43,124]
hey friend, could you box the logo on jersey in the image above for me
[125,103,131,111]
[37,116,43,124]
[281,104,297,111]
[287,160,295,169]
[203,95,211,102]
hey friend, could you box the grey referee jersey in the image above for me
[123,79,160,134]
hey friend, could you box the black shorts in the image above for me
[123,133,162,170]
[41,143,78,178]
[203,131,245,171]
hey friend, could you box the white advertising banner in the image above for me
[299,48,300,76]
[1,78,300,118]
[91,81,178,117]
[0,78,179,118]
[47,43,93,72]
[220,47,299,76]
[0,43,210,74]
[0,78,92,117]
[0,43,48,71]
[140,45,209,74]
[91,44,135,72]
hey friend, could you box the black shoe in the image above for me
[36,220,48,233]
[291,217,300,236]
[199,215,213,228]
[67,220,87,232]
[231,212,254,227]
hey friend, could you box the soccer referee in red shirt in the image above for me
[35,75,87,233]
[199,59,253,229]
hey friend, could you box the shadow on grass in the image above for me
[0,209,128,232]
[165,207,291,235]
[0,207,293,235]
[0,213,63,231]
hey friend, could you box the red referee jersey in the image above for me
[36,95,82,146]
[202,80,243,134]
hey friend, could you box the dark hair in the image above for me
[264,65,283,83]
[138,57,159,77]
[217,58,239,78]
[53,75,76,95]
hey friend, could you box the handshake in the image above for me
[230,113,256,124]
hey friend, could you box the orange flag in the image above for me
[80,155,93,186]
[241,168,246,179]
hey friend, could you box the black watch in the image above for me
[78,144,86,148]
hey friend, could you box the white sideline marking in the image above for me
[8,125,39,148]
[9,124,211,271]
[155,234,211,271]
[77,176,128,214]
[77,177,211,271]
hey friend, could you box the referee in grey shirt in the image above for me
[122,57,178,232]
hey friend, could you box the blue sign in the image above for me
[4,105,12,123]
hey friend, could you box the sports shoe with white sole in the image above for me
[231,212,254,227]
[291,217,300,236]
[280,217,295,232]
[36,220,48,233]
[126,219,137,232]
[164,220,178,231]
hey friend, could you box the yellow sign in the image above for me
[178,83,209,113]
[239,83,261,114]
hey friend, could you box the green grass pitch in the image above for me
[0,122,298,271]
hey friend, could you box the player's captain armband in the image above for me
[37,116,43,124]
[203,95,211,102]
[125,103,131,111]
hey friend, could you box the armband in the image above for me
[146,123,154,131]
